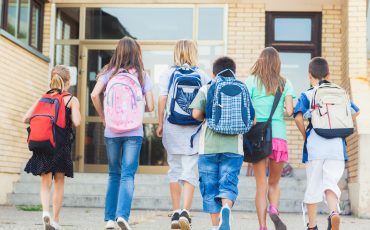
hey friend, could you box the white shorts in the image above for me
[304,160,345,204]
[167,153,199,187]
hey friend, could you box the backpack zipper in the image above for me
[106,83,139,107]
[30,114,56,144]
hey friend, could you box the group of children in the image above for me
[23,36,359,230]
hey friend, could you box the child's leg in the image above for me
[181,154,198,211]
[40,172,53,213]
[167,154,183,211]
[326,190,339,213]
[307,203,317,228]
[53,172,65,223]
[198,154,222,227]
[267,160,284,209]
[253,159,268,228]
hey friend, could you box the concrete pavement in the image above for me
[1,206,370,230]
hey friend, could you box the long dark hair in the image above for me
[98,37,145,86]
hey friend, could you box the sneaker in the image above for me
[105,220,116,229]
[178,210,192,230]
[170,212,181,229]
[117,217,132,230]
[43,215,55,230]
[51,221,62,230]
[218,205,231,230]
[268,205,287,230]
[307,224,318,230]
[327,212,340,230]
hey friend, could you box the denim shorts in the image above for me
[198,153,244,213]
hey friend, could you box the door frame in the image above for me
[76,43,169,174]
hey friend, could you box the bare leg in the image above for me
[170,182,182,211]
[253,159,268,228]
[183,181,195,211]
[325,190,339,213]
[210,213,219,226]
[307,203,317,228]
[53,173,65,223]
[40,173,53,212]
[267,160,284,208]
[221,199,233,208]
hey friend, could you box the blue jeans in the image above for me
[104,136,143,221]
[198,153,243,213]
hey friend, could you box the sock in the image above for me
[211,226,218,230]
[269,204,279,215]
[42,211,50,218]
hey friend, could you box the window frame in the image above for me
[0,0,44,51]
[266,12,322,57]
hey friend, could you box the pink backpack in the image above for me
[104,69,144,133]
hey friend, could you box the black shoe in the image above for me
[170,212,181,229]
[307,223,318,230]
[178,210,192,230]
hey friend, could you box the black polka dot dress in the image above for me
[25,106,74,178]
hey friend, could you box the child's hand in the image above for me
[253,117,257,126]
[156,125,163,137]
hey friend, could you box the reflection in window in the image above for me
[31,3,40,47]
[198,45,224,75]
[140,124,167,166]
[55,45,79,96]
[85,8,193,40]
[85,122,107,164]
[275,18,312,41]
[56,8,80,40]
[6,0,17,36]
[280,52,311,98]
[19,0,30,43]
[198,8,224,40]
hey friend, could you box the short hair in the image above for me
[212,56,236,77]
[309,57,329,80]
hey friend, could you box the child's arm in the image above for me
[144,91,154,112]
[156,95,167,137]
[284,95,294,117]
[90,80,105,122]
[192,109,204,121]
[70,97,81,127]
[294,112,306,139]
[23,99,40,124]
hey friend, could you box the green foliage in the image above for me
[16,205,42,212]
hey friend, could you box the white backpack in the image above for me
[310,81,353,138]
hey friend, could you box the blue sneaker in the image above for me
[218,205,231,230]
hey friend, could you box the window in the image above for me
[266,12,321,96]
[0,0,44,51]
[56,8,79,40]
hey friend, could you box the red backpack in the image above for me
[27,89,71,154]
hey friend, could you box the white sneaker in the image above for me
[42,214,55,230]
[51,221,62,230]
[104,220,116,229]
[117,217,132,230]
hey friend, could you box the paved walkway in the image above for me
[1,206,369,230]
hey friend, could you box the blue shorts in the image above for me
[198,153,244,213]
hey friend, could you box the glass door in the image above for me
[78,44,173,174]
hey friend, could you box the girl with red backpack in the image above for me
[23,65,81,230]
[91,37,154,230]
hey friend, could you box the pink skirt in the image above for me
[269,138,289,163]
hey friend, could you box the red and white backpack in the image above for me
[28,90,71,154]
[103,69,144,133]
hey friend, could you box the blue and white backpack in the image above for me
[205,69,253,135]
[167,65,203,125]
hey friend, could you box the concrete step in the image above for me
[8,193,350,214]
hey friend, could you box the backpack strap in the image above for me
[215,69,236,78]
[47,88,62,94]
[65,95,73,107]
[267,81,286,124]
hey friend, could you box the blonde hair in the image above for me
[251,47,285,95]
[50,65,71,91]
[174,40,198,67]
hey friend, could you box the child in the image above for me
[245,47,295,230]
[23,65,81,230]
[156,39,210,230]
[90,37,154,230]
[294,57,360,230]
[190,56,247,230]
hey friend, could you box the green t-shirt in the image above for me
[245,75,295,140]
[189,85,244,155]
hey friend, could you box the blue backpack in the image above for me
[205,69,254,135]
[167,66,203,125]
